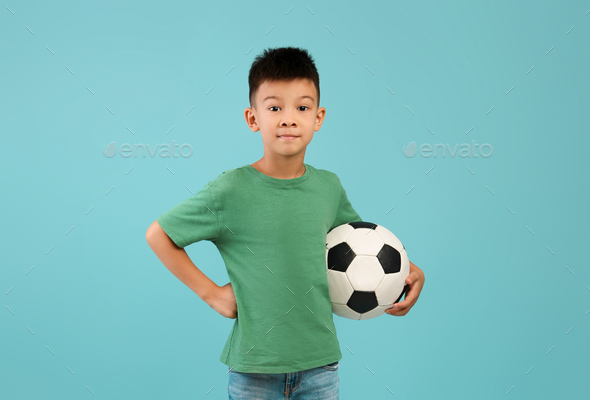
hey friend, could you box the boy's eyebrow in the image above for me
[262,95,315,102]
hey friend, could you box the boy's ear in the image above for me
[315,106,326,131]
[244,107,260,132]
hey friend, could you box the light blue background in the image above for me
[1,1,589,399]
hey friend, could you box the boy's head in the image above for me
[248,47,320,109]
[244,47,326,165]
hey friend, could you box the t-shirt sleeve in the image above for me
[156,183,220,248]
[330,177,362,231]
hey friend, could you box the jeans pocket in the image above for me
[322,361,339,371]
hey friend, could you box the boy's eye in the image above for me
[269,106,309,111]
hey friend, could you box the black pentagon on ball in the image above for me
[327,242,356,273]
[377,244,402,274]
[347,291,379,314]
[348,221,377,230]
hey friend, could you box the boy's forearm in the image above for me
[146,221,218,302]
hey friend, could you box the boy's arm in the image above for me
[146,220,218,301]
[145,220,237,318]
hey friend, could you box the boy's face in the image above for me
[244,78,326,162]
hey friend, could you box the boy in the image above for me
[146,46,425,399]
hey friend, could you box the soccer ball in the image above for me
[325,221,410,320]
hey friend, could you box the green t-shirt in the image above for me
[156,163,362,373]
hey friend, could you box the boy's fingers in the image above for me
[406,270,421,285]
[389,282,415,310]
[387,295,409,313]
[386,304,406,315]
[392,298,408,310]
[386,271,423,314]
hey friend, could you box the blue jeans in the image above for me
[228,361,339,399]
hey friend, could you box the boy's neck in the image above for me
[250,158,306,179]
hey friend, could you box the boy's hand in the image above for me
[385,261,424,316]
[207,282,238,319]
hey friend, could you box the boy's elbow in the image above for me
[146,220,179,249]
[145,220,161,244]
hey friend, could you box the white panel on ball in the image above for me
[326,270,354,304]
[345,256,385,291]
[400,249,410,277]
[326,224,355,249]
[345,228,384,256]
[375,272,406,306]
[360,305,392,320]
[375,225,404,253]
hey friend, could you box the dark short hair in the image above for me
[248,46,320,109]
